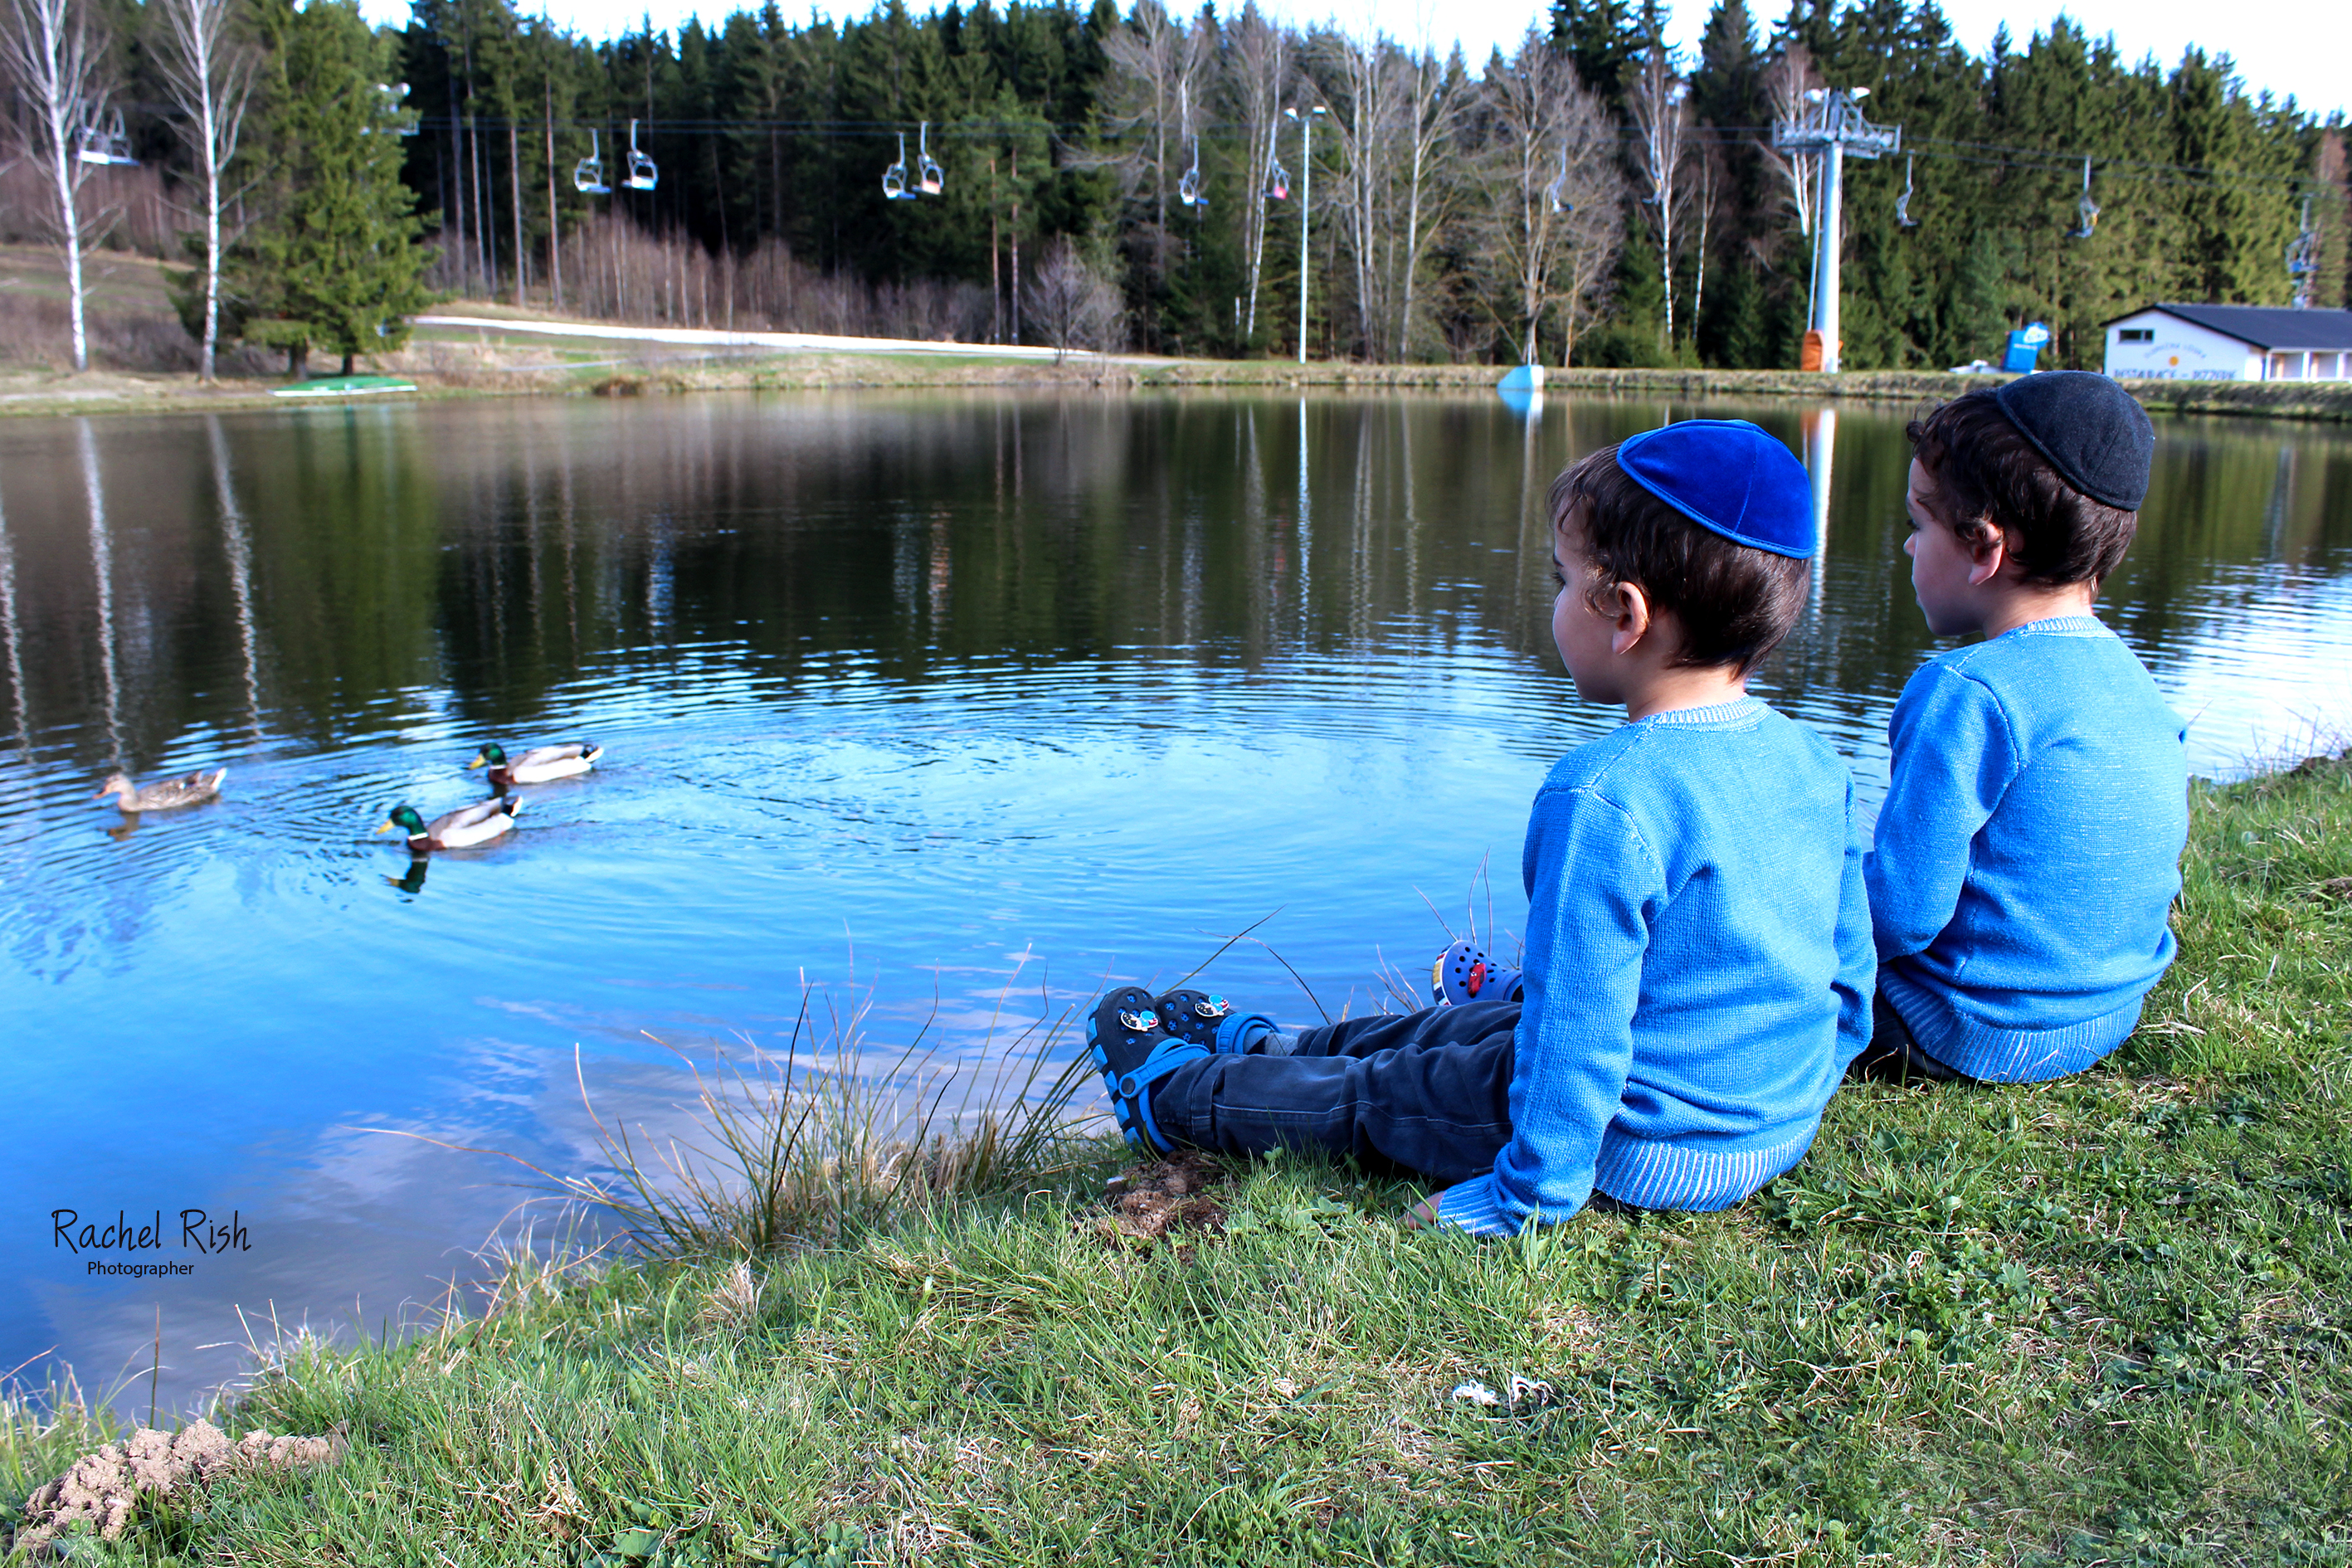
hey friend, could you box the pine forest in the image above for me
[3,0,2349,376]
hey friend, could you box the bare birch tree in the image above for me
[1760,45,1822,241]
[1225,2,1286,342]
[1320,28,1463,363]
[2,0,108,371]
[1470,29,1622,366]
[1395,46,1464,361]
[1629,41,1691,343]
[156,0,256,382]
[1321,27,1407,360]
[1096,0,1212,285]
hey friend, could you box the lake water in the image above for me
[2,391,2348,1415]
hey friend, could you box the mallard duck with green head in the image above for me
[95,768,227,812]
[469,740,600,791]
[378,796,522,853]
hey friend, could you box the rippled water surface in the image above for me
[2,391,2348,1410]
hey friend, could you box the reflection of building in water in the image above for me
[1801,407,1837,610]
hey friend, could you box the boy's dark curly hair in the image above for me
[1547,446,1810,676]
[1906,389,2140,586]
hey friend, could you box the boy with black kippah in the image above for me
[1855,373,2188,1084]
[1087,421,1875,1234]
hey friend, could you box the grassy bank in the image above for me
[6,758,2350,1566]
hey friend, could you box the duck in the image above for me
[469,740,600,791]
[94,768,227,812]
[378,796,522,853]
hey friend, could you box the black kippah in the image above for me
[1990,371,2155,511]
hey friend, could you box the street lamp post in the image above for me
[1285,104,1325,364]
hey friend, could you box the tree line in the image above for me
[4,0,2346,377]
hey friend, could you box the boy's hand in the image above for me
[1400,1195,1445,1230]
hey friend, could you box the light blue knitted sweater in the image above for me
[1434,697,1873,1236]
[1867,616,2187,1081]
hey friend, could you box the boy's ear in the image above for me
[1609,580,1654,656]
[1965,524,2011,587]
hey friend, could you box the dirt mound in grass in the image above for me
[15,1419,344,1553]
[1085,1152,1231,1247]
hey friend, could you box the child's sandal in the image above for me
[1154,988,1279,1054]
[1429,940,1525,1007]
[1086,986,1208,1152]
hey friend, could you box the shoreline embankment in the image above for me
[6,306,2351,423]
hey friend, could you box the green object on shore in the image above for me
[270,374,418,399]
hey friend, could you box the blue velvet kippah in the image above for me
[1991,371,2155,510]
[1614,419,1817,558]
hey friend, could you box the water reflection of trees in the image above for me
[0,396,2345,778]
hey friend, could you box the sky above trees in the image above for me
[352,0,2349,118]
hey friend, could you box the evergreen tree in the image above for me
[234,0,429,373]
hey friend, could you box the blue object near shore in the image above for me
[2002,322,2053,374]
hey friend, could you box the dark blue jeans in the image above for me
[1147,1001,1517,1186]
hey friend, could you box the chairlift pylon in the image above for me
[882,131,913,199]
[574,129,611,194]
[73,105,137,168]
[624,118,657,192]
[1896,153,1917,227]
[2289,194,2320,306]
[916,121,943,197]
[2068,157,2099,240]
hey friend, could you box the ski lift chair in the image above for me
[882,132,913,199]
[1264,158,1290,202]
[375,82,420,136]
[1545,144,1571,214]
[2068,158,2098,239]
[916,121,943,197]
[624,119,657,192]
[74,107,137,167]
[575,129,611,194]
[1178,134,1206,208]
[1896,153,1917,227]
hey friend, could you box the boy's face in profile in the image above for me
[1550,509,1624,704]
[1903,458,1993,638]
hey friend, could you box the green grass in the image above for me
[7,760,2350,1566]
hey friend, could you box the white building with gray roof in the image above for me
[2101,304,2352,382]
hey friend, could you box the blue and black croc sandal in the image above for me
[1430,941,1525,1007]
[1086,986,1209,1153]
[1155,989,1280,1054]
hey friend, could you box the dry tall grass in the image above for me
[378,967,1108,1259]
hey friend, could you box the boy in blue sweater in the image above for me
[1087,421,1874,1234]
[1854,374,2187,1084]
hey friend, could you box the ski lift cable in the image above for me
[241,100,2340,214]
[369,107,2347,198]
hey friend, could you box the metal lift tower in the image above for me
[1774,90,1902,373]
